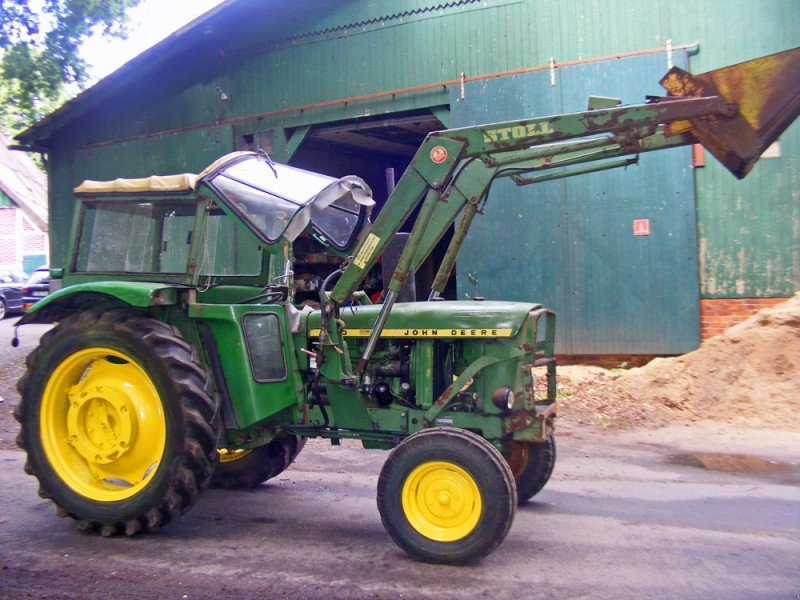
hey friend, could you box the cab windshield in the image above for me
[202,154,373,251]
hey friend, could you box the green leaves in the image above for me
[0,0,142,135]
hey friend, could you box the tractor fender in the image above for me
[16,281,183,325]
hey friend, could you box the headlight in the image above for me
[491,387,515,412]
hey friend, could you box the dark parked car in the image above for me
[0,277,24,319]
[0,271,28,284]
[21,266,50,308]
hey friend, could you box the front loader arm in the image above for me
[321,46,800,379]
[330,95,733,304]
[410,125,698,296]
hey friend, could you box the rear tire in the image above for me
[211,435,306,489]
[0,298,7,319]
[15,308,220,536]
[377,427,516,564]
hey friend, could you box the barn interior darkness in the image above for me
[288,110,457,300]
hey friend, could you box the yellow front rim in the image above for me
[402,461,482,542]
[40,347,166,502]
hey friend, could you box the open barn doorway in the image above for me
[289,109,456,302]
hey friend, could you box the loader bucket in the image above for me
[660,46,800,178]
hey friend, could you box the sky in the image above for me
[80,0,226,83]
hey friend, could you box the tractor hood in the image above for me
[306,301,542,339]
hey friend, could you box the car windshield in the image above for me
[202,154,373,250]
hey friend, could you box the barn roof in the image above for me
[14,0,323,147]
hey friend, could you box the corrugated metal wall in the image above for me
[47,0,799,301]
[451,51,700,354]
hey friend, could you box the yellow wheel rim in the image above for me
[218,448,253,463]
[401,461,482,542]
[40,347,166,502]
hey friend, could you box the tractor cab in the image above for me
[199,152,374,253]
[59,152,374,298]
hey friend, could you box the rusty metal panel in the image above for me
[451,52,700,354]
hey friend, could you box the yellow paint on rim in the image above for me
[40,347,166,502]
[217,448,253,464]
[401,461,482,542]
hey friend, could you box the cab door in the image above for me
[190,303,304,429]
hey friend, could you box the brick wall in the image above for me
[23,234,45,253]
[0,206,14,229]
[0,206,48,271]
[699,297,789,339]
[0,207,17,266]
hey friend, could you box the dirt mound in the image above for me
[558,293,800,430]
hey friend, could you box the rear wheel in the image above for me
[0,297,7,319]
[504,435,556,504]
[377,427,516,564]
[15,308,219,536]
[211,435,306,489]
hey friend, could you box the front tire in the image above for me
[211,435,306,489]
[377,427,516,564]
[15,308,219,536]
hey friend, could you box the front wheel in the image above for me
[377,427,516,564]
[15,308,220,536]
[504,435,556,504]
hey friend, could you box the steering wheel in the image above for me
[240,289,286,304]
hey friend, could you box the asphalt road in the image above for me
[0,318,798,599]
[0,319,52,451]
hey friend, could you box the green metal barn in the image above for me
[14,0,800,356]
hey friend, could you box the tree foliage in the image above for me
[0,0,141,136]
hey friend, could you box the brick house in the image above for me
[0,135,48,275]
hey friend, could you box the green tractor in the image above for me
[13,49,800,563]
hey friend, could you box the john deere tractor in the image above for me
[13,49,799,563]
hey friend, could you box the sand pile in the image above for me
[558,293,800,430]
